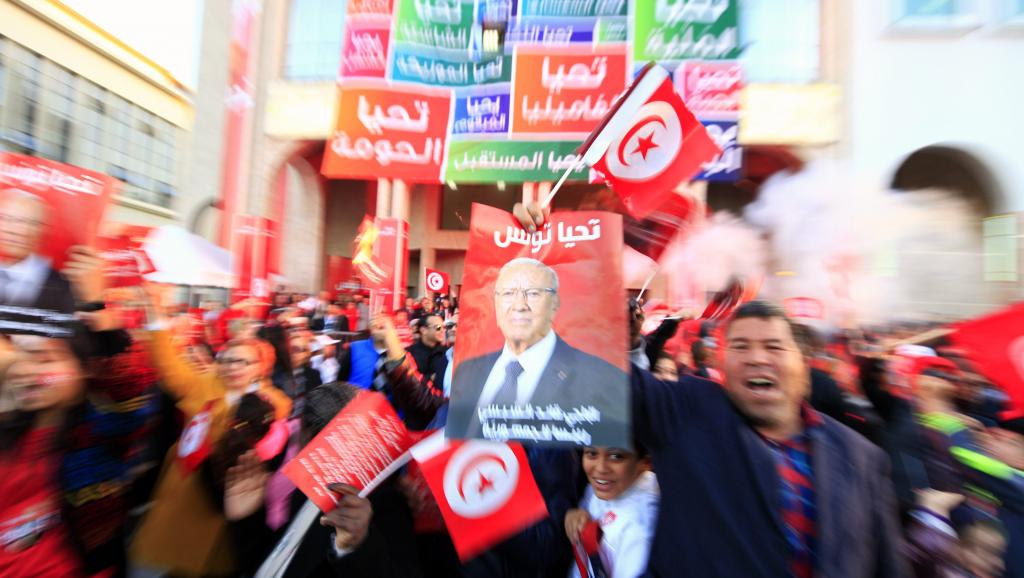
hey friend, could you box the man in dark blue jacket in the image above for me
[633,300,908,577]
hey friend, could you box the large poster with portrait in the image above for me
[447,203,629,448]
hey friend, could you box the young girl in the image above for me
[565,444,659,578]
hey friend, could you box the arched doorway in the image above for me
[891,145,1001,217]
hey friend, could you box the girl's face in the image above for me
[5,336,86,412]
[582,446,649,501]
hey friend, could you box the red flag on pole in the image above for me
[425,268,450,294]
[410,432,548,561]
[948,303,1024,420]
[577,63,720,220]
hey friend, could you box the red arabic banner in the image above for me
[339,0,393,80]
[674,60,743,121]
[217,0,260,247]
[231,214,271,302]
[510,45,628,136]
[0,153,117,268]
[321,80,453,182]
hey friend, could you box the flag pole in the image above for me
[637,266,659,302]
[540,155,582,209]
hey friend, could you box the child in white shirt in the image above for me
[565,444,659,578]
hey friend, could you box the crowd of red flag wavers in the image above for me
[1,187,1023,577]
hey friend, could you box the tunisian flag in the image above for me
[578,63,719,219]
[410,431,548,561]
[425,267,450,294]
[949,303,1024,420]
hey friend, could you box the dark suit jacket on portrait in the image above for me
[447,335,629,448]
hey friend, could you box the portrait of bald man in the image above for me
[447,257,629,447]
[0,188,75,313]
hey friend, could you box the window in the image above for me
[739,0,820,83]
[284,0,345,80]
[440,183,520,230]
[983,215,1017,282]
[890,0,982,31]
[38,62,75,162]
[903,0,956,16]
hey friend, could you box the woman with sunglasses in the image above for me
[129,291,291,578]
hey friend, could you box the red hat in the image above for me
[911,356,961,379]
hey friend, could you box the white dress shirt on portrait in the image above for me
[477,330,557,407]
[0,254,51,305]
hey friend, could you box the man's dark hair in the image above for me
[727,300,798,338]
[422,314,444,329]
[301,382,360,441]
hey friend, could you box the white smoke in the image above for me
[660,211,768,306]
[744,161,993,324]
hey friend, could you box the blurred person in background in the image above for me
[352,293,370,333]
[344,299,360,336]
[269,329,321,418]
[129,291,291,577]
[904,489,1008,578]
[394,308,414,348]
[222,381,422,578]
[312,334,342,385]
[308,290,333,332]
[651,352,679,382]
[690,339,722,382]
[407,313,447,386]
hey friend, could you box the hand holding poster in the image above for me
[283,390,416,512]
[447,203,629,448]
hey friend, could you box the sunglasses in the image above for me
[217,357,255,367]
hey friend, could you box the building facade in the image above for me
[188,0,1023,314]
[0,0,196,229]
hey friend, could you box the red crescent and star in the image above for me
[617,115,667,165]
[458,454,508,500]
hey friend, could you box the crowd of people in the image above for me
[0,197,1021,578]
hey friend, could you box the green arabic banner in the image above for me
[633,0,740,64]
[446,140,589,182]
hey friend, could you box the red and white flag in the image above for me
[425,267,450,294]
[578,63,720,219]
[949,303,1024,420]
[410,431,548,561]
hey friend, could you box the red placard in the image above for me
[283,390,415,512]
[96,232,154,289]
[784,297,825,320]
[0,153,117,268]
[448,204,630,448]
[321,81,453,182]
[675,60,743,121]
[339,15,391,79]
[511,45,628,136]
[326,255,355,292]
